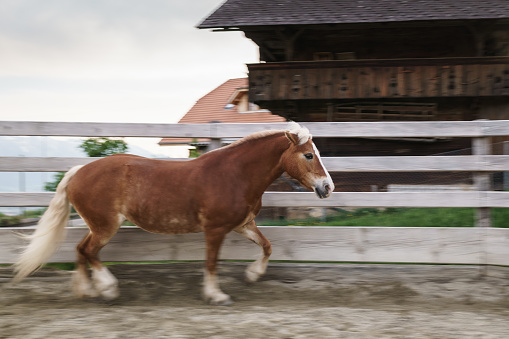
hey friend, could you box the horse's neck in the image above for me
[242,134,288,183]
[206,133,288,194]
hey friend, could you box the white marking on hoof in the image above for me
[207,292,233,306]
[245,259,267,283]
[245,269,261,283]
[92,266,119,300]
[203,270,232,306]
[71,270,99,298]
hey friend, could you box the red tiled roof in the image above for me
[160,78,286,145]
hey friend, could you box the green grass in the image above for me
[259,207,509,228]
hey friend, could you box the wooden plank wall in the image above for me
[248,58,509,101]
[3,120,509,266]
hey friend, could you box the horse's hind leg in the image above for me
[72,232,99,298]
[73,216,122,300]
[234,220,272,282]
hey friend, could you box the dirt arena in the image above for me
[2,262,509,338]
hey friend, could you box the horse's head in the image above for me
[281,123,334,199]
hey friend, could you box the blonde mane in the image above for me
[287,121,311,145]
[217,122,312,151]
[225,130,280,149]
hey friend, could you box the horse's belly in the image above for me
[127,212,203,235]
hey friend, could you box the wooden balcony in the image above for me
[247,57,509,102]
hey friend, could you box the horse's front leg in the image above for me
[203,229,232,306]
[234,220,272,282]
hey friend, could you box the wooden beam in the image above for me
[262,192,486,208]
[2,226,505,265]
[4,155,509,173]
[247,57,509,70]
[5,120,509,138]
[323,155,509,172]
[4,191,509,208]
[0,193,54,207]
[1,122,214,137]
[472,135,492,228]
[0,157,98,172]
[302,121,482,137]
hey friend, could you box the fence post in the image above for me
[207,121,222,152]
[472,135,492,228]
[207,138,222,152]
[504,141,509,190]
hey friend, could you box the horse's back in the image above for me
[67,153,192,205]
[66,154,204,233]
[71,154,189,183]
[69,154,162,188]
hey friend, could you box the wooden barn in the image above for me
[199,0,509,192]
[198,0,509,151]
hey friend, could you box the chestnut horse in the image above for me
[13,122,334,305]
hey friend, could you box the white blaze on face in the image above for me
[312,142,335,192]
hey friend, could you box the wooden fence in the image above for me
[1,120,509,266]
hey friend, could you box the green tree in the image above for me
[189,142,200,158]
[44,138,128,192]
[79,137,128,157]
[44,172,66,192]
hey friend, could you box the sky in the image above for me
[0,0,258,156]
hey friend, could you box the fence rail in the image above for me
[2,191,509,208]
[3,155,509,172]
[4,119,509,138]
[0,226,504,265]
[1,120,509,266]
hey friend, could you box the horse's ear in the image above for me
[285,131,300,145]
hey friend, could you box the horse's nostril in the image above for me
[325,184,331,192]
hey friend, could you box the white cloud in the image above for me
[0,1,258,154]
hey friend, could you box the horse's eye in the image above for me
[304,153,314,160]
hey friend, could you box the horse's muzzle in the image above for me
[315,182,332,199]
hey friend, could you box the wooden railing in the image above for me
[1,120,509,266]
[248,57,509,101]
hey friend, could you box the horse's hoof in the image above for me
[74,287,100,299]
[209,296,233,306]
[210,297,233,306]
[245,269,261,283]
[99,286,120,301]
[72,272,100,298]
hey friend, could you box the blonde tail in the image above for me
[12,165,84,282]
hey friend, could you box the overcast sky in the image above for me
[0,0,257,124]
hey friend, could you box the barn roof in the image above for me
[198,0,509,29]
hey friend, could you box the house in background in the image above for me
[159,78,285,156]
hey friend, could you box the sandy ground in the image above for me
[2,262,509,338]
